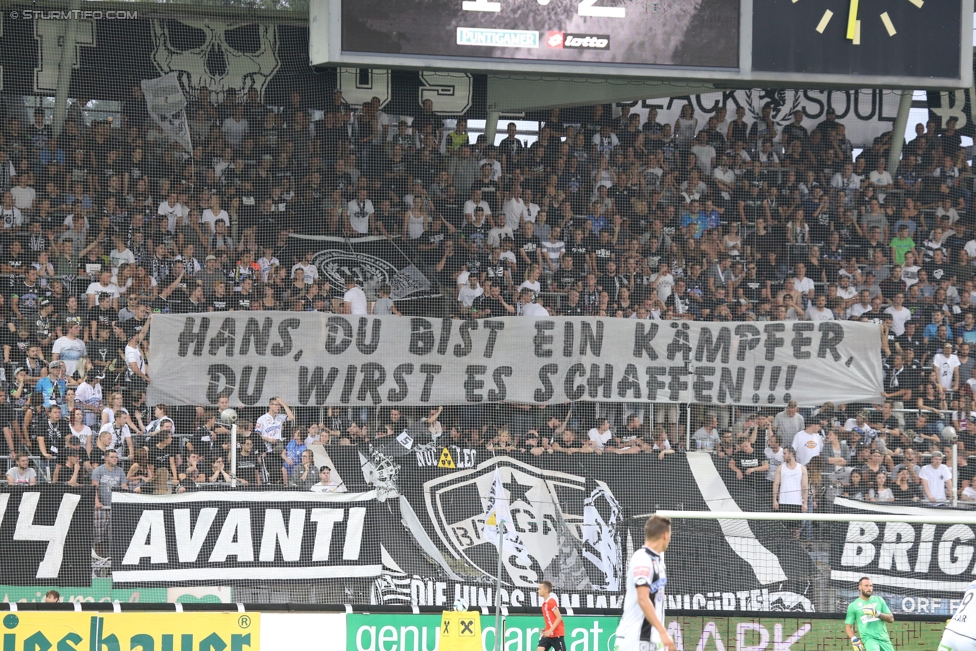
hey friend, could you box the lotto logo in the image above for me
[547,32,611,49]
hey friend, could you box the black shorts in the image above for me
[538,637,566,651]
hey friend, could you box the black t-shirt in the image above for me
[152,439,178,468]
[121,315,148,341]
[234,292,254,312]
[90,335,122,369]
[236,453,260,485]
[553,268,581,292]
[480,296,509,318]
[514,233,541,265]
[484,260,508,286]
[567,240,589,271]
[190,425,219,460]
[209,296,232,312]
[32,418,69,456]
[88,305,115,332]
[923,260,951,284]
[592,240,614,274]
[57,444,89,469]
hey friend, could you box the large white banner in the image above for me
[146,314,884,408]
[619,89,901,148]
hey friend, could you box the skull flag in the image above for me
[141,73,193,154]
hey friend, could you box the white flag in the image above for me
[141,73,193,154]
[482,468,531,565]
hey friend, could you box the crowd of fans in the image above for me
[0,87,974,514]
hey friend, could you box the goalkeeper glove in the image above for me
[851,637,865,651]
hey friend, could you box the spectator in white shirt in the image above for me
[346,188,374,235]
[201,196,230,236]
[933,342,961,394]
[157,192,183,233]
[457,274,484,311]
[342,275,368,315]
[291,251,318,285]
[502,186,529,231]
[918,451,953,503]
[221,105,249,148]
[804,294,834,321]
[791,422,824,466]
[10,174,35,211]
[587,418,613,451]
[793,262,816,305]
[884,292,912,336]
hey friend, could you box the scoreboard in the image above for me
[310,0,973,89]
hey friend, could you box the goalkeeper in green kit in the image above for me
[845,577,896,651]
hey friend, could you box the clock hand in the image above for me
[846,0,859,39]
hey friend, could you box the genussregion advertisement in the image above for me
[347,614,944,651]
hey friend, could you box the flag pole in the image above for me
[495,519,504,651]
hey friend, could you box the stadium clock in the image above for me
[751,0,962,80]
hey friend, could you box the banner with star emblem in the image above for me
[316,447,819,612]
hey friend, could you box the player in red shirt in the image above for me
[538,581,566,651]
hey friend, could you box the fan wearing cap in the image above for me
[35,360,68,409]
[32,299,56,349]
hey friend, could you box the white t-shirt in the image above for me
[125,345,145,377]
[587,427,612,451]
[503,198,529,230]
[86,282,121,302]
[944,580,976,639]
[201,208,230,235]
[884,306,911,336]
[464,200,491,220]
[457,284,484,308]
[52,336,87,377]
[256,412,288,453]
[793,276,815,297]
[109,248,136,273]
[6,466,36,485]
[98,421,131,453]
[69,423,93,449]
[933,353,961,391]
[918,463,953,502]
[346,198,374,234]
[805,306,835,322]
[75,381,102,428]
[344,286,368,315]
[521,302,550,317]
[616,547,667,648]
[157,200,183,232]
[291,262,318,284]
[791,430,824,466]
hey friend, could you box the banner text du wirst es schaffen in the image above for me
[147,315,884,408]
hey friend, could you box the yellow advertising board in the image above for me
[0,612,258,651]
[438,611,481,651]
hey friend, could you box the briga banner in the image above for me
[0,612,257,651]
[830,498,976,594]
[0,485,93,586]
[147,314,884,408]
[109,490,383,584]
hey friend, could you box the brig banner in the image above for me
[147,315,884,408]
[0,612,258,651]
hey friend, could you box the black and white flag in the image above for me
[142,72,193,154]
